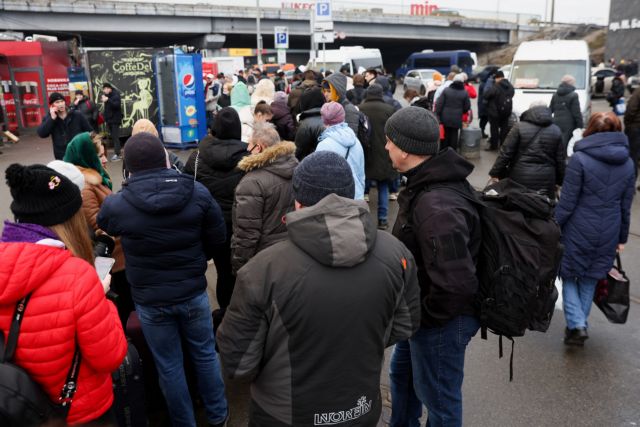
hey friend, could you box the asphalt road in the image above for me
[0,97,638,426]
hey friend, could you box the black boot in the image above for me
[564,327,588,346]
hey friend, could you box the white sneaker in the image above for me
[110,154,122,162]
[389,192,398,201]
[364,194,370,202]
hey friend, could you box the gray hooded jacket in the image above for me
[218,194,420,427]
[325,73,361,135]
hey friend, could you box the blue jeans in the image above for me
[562,277,598,329]
[390,341,422,427]
[366,179,390,221]
[410,316,479,427]
[136,292,228,427]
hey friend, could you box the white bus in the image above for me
[509,40,591,122]
[307,46,384,75]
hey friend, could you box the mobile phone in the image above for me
[95,256,116,281]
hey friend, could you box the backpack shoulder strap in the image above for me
[2,294,31,362]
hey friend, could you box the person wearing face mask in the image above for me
[231,122,298,274]
[37,92,92,160]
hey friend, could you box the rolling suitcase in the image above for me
[112,340,147,427]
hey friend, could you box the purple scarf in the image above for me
[1,221,60,244]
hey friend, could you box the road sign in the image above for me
[314,21,334,32]
[315,0,332,22]
[313,32,335,44]
[274,26,289,49]
[277,49,287,65]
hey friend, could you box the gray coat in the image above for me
[218,194,420,426]
[325,73,360,135]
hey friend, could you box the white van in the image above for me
[307,46,384,75]
[509,40,591,122]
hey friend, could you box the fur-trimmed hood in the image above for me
[77,166,104,186]
[237,141,298,176]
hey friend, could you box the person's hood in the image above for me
[497,79,514,97]
[299,107,322,120]
[318,123,357,148]
[237,141,297,178]
[374,76,391,93]
[325,73,347,100]
[285,194,376,268]
[521,106,553,126]
[574,132,631,165]
[199,135,248,171]
[299,88,325,112]
[556,82,576,96]
[0,240,72,305]
[231,82,251,110]
[449,80,465,90]
[122,168,194,214]
[406,148,474,190]
[213,107,242,140]
[251,79,276,107]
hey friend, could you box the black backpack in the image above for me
[418,179,562,380]
[0,295,81,427]
[356,110,372,150]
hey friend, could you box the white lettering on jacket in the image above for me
[313,396,372,425]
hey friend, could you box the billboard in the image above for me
[87,48,169,135]
[606,0,640,63]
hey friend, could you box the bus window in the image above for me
[414,57,451,69]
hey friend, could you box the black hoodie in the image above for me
[392,148,481,328]
[549,82,583,145]
[184,107,249,223]
[489,106,565,198]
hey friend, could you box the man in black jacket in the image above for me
[101,83,123,161]
[385,107,481,427]
[69,89,99,130]
[218,151,420,427]
[483,71,514,150]
[97,132,229,427]
[37,92,92,160]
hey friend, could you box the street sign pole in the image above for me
[323,42,326,72]
[256,0,263,67]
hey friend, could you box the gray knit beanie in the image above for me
[384,107,440,155]
[293,151,355,207]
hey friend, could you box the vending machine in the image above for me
[154,51,207,149]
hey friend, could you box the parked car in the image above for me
[591,67,616,98]
[403,68,438,95]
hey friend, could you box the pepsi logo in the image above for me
[182,73,195,88]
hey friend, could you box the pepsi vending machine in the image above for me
[154,51,207,148]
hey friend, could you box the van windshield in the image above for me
[511,60,587,90]
[352,58,383,73]
[306,61,344,73]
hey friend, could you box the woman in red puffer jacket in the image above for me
[0,163,127,425]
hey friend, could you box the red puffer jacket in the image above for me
[0,242,127,424]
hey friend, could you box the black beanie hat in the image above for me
[213,107,242,140]
[6,163,82,226]
[299,88,325,113]
[293,151,355,207]
[48,92,65,105]
[385,107,440,155]
[124,132,167,174]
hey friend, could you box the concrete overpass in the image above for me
[0,0,535,68]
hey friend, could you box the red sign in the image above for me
[410,1,439,16]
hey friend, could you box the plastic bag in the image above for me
[593,255,630,324]
[566,128,584,158]
[615,98,626,116]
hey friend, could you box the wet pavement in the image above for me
[0,97,639,426]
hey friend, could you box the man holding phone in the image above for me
[37,92,92,160]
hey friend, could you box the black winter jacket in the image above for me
[37,111,93,160]
[358,94,397,181]
[489,106,565,198]
[103,89,123,125]
[392,148,481,329]
[69,96,99,128]
[375,77,402,111]
[184,135,248,224]
[231,141,298,274]
[346,86,366,105]
[270,99,296,141]
[294,108,325,160]
[624,87,640,132]
[436,81,471,129]
[549,82,583,146]
[483,79,514,119]
[97,168,226,306]
[218,194,420,426]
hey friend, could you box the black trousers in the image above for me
[110,270,134,329]
[479,115,489,133]
[626,127,640,178]
[489,115,510,148]
[108,123,121,155]
[442,126,460,151]
[212,222,236,310]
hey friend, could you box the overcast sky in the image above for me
[116,0,611,25]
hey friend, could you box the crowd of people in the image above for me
[0,59,637,427]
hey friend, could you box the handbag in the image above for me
[593,254,630,324]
